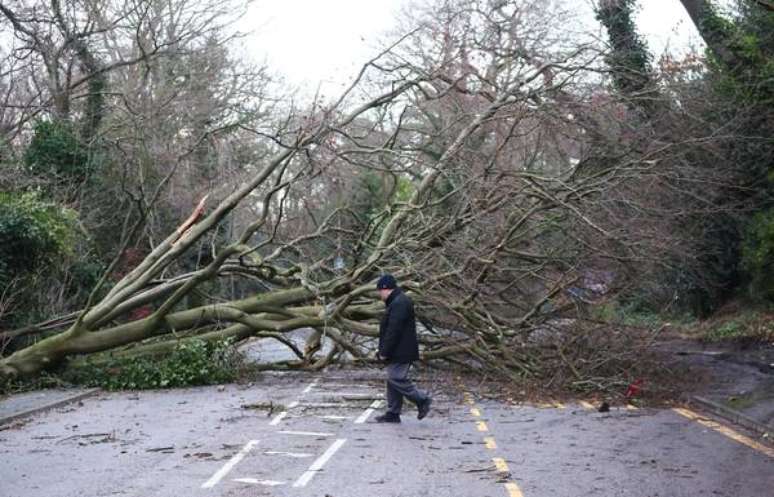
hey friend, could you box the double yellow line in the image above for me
[464,393,523,497]
[578,401,771,459]
[463,393,773,497]
[673,407,774,458]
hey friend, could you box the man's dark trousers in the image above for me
[385,362,428,415]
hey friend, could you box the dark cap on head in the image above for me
[376,274,397,290]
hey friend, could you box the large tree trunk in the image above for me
[1,1,675,393]
[678,0,743,69]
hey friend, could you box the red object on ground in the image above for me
[625,378,643,399]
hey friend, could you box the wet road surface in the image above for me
[1,370,772,497]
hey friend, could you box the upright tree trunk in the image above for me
[678,0,742,70]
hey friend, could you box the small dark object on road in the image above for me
[598,401,610,413]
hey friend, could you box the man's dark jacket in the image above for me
[378,288,420,364]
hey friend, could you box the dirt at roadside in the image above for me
[653,333,774,427]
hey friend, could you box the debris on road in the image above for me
[146,446,175,453]
[241,401,281,414]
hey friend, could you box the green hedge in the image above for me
[67,339,239,390]
[0,191,78,287]
[742,208,774,301]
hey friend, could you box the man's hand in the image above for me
[373,350,385,362]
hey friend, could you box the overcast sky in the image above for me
[238,0,704,94]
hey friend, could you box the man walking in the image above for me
[374,274,432,423]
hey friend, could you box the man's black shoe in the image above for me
[417,397,432,420]
[375,413,401,423]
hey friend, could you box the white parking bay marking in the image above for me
[316,382,375,389]
[233,478,286,486]
[329,393,384,398]
[292,439,347,488]
[354,400,383,424]
[201,440,259,489]
[302,379,319,394]
[298,402,354,408]
[269,411,288,426]
[269,400,299,426]
[263,451,313,458]
[278,430,333,437]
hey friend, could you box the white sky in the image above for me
[238,0,705,95]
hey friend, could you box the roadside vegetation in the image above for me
[1,0,772,399]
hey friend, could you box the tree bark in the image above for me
[677,0,742,69]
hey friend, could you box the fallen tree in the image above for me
[0,0,712,392]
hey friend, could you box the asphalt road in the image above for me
[1,370,773,497]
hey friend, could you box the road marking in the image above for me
[293,438,347,487]
[269,411,289,426]
[579,400,594,410]
[263,451,313,458]
[315,382,375,389]
[269,401,299,426]
[493,457,510,473]
[325,392,384,398]
[302,379,319,394]
[201,440,258,489]
[625,404,638,411]
[355,400,383,424]
[465,396,524,497]
[298,402,355,408]
[484,437,497,449]
[673,407,774,458]
[278,430,333,437]
[233,478,285,486]
[320,415,354,420]
[505,481,524,497]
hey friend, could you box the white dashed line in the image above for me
[202,440,259,489]
[263,451,313,458]
[278,430,333,437]
[302,379,319,394]
[354,400,383,424]
[292,438,347,487]
[298,402,351,407]
[233,478,285,486]
[330,393,384,398]
[269,401,299,426]
[314,382,376,388]
[269,411,289,426]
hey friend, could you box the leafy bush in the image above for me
[24,119,90,182]
[591,300,674,329]
[741,209,774,301]
[703,310,774,343]
[706,320,743,342]
[68,339,240,390]
[67,259,105,297]
[0,191,78,288]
